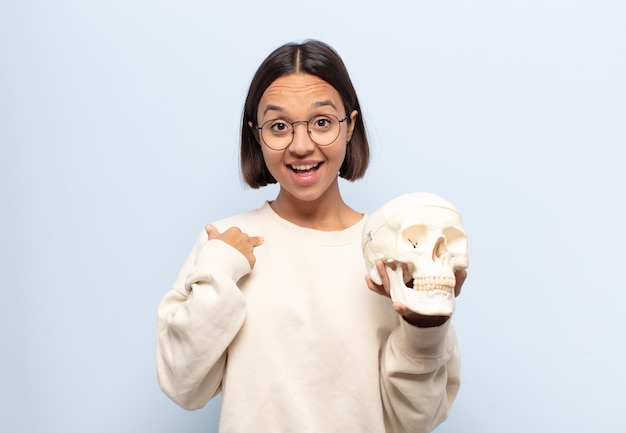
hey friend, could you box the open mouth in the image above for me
[288,162,322,174]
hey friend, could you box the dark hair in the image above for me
[241,40,369,188]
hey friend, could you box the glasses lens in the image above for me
[261,120,292,150]
[308,114,341,146]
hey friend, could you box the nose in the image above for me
[288,120,315,153]
[432,236,448,262]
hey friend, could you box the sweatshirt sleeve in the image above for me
[156,231,251,410]
[380,319,461,433]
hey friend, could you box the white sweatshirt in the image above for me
[157,202,460,433]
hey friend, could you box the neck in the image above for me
[270,186,361,231]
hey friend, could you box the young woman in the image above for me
[156,40,466,433]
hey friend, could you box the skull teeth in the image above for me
[412,275,455,293]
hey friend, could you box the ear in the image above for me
[248,121,261,145]
[347,109,358,142]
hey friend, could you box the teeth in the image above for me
[291,163,318,171]
[413,275,455,293]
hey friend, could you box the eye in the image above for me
[267,120,291,134]
[271,122,288,131]
[310,115,334,130]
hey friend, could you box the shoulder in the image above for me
[211,202,271,233]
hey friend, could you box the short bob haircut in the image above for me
[241,40,369,188]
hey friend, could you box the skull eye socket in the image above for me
[401,226,427,249]
[443,227,467,253]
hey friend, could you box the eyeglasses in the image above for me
[255,114,347,150]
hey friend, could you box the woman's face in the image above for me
[254,73,358,204]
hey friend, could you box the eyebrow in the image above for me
[263,104,284,115]
[262,100,338,116]
[313,100,337,110]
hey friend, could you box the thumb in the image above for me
[454,268,467,297]
[205,224,220,240]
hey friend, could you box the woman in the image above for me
[156,40,466,433]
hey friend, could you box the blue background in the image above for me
[2,1,625,432]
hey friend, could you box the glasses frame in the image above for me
[255,114,348,151]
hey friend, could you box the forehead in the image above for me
[258,74,344,116]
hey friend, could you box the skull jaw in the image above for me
[387,266,455,316]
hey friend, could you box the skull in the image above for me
[362,192,468,316]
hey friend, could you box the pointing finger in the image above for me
[205,224,220,240]
[249,236,264,247]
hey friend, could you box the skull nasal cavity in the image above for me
[433,237,447,261]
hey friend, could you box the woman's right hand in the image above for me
[205,224,264,269]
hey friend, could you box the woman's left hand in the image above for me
[365,260,468,328]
